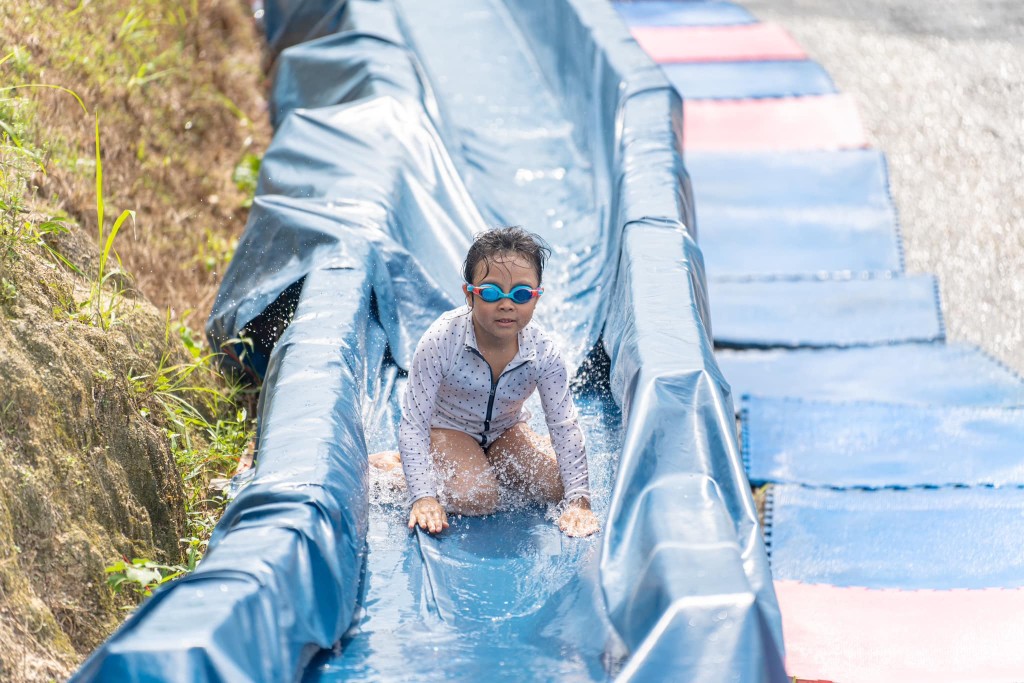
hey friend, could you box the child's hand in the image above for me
[409,496,449,534]
[557,498,600,537]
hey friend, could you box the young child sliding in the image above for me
[372,226,600,538]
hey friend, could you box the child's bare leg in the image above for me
[369,451,402,472]
[368,450,406,496]
[430,428,501,516]
[486,423,564,504]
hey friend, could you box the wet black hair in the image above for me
[462,226,551,285]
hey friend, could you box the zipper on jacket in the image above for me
[480,376,498,447]
[469,347,527,448]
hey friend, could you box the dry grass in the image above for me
[0,0,271,324]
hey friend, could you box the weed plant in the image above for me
[110,316,255,598]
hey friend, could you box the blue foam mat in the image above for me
[743,397,1024,487]
[710,275,944,349]
[663,61,836,100]
[717,344,1024,407]
[613,1,756,26]
[767,485,1024,589]
[687,150,902,278]
[687,149,895,210]
[698,205,902,278]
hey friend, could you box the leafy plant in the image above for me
[231,152,261,208]
[105,558,187,599]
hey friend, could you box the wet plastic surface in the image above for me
[743,397,1024,487]
[718,343,1024,406]
[710,275,943,348]
[664,60,836,100]
[74,0,785,681]
[305,392,622,682]
[613,0,756,27]
[768,485,1024,589]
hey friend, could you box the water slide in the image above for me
[71,1,783,681]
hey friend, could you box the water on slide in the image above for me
[305,0,624,679]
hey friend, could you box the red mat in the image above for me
[683,95,868,151]
[776,580,1024,683]
[631,23,806,63]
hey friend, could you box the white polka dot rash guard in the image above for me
[398,306,591,506]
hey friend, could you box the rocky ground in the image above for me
[744,0,1024,373]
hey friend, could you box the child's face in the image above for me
[463,253,540,345]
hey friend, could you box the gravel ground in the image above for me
[742,0,1024,374]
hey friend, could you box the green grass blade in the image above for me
[94,113,103,247]
[0,85,87,114]
[99,209,134,279]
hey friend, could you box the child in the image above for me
[372,227,600,538]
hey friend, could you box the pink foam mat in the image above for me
[630,23,806,63]
[684,95,868,151]
[776,580,1024,683]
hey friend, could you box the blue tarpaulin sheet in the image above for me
[717,344,1024,406]
[767,485,1024,589]
[710,274,944,349]
[687,150,903,278]
[305,392,623,682]
[613,0,756,27]
[73,0,784,681]
[664,60,836,100]
[742,396,1024,487]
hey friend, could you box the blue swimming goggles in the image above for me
[465,283,543,304]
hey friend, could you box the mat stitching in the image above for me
[742,394,1024,413]
[762,484,775,565]
[714,336,946,352]
[972,344,1024,386]
[932,275,948,342]
[761,481,1024,493]
[709,270,903,283]
[877,151,908,273]
[739,401,751,472]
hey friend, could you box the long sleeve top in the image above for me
[398,306,590,505]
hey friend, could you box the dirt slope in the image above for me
[0,0,270,678]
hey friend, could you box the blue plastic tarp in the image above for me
[710,274,944,349]
[73,264,385,681]
[742,396,1024,487]
[767,485,1024,589]
[664,60,836,100]
[305,394,624,682]
[262,0,349,65]
[268,1,426,129]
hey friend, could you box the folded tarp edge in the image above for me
[502,0,785,676]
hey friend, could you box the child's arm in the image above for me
[536,346,599,537]
[398,322,449,533]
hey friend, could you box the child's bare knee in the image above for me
[447,475,500,516]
